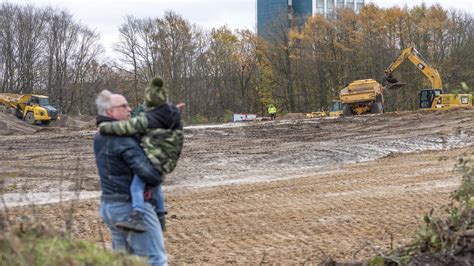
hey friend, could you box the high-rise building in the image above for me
[257,0,365,41]
[256,0,313,41]
[314,0,365,16]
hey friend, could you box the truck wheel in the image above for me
[25,112,36,124]
[15,107,23,118]
[371,102,384,114]
[343,105,353,116]
[41,120,51,126]
[7,107,16,115]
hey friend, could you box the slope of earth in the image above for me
[1,109,473,263]
[0,112,38,135]
[4,147,470,264]
[1,110,473,194]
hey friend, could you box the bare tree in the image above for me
[0,4,103,114]
[114,15,141,104]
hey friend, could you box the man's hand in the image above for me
[176,103,185,111]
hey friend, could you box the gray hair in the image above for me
[96,90,113,116]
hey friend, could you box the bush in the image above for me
[372,152,474,265]
[223,109,234,123]
[190,114,209,124]
[0,227,147,266]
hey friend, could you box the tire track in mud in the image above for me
[163,148,467,264]
[170,110,474,187]
[2,110,472,194]
[1,109,472,263]
[0,132,99,193]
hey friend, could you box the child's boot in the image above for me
[115,211,146,233]
[157,211,167,232]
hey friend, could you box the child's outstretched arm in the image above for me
[99,114,148,136]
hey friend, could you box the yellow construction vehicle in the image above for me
[306,100,344,118]
[339,79,385,116]
[0,93,19,115]
[306,110,327,118]
[0,93,59,125]
[384,47,472,110]
[327,100,343,117]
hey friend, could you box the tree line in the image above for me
[0,3,472,122]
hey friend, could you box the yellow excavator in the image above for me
[384,47,472,110]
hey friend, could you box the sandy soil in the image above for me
[1,109,473,264]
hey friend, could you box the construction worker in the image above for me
[268,104,277,120]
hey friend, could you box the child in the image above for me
[99,77,184,233]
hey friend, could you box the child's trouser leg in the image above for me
[154,185,167,231]
[115,175,147,232]
[130,174,146,213]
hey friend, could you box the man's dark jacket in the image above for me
[98,103,183,174]
[94,115,163,202]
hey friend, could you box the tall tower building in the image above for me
[256,0,313,42]
[314,0,365,17]
[257,0,365,41]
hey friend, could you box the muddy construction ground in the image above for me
[1,109,473,264]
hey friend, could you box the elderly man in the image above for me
[93,90,167,265]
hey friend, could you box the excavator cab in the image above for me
[419,89,442,109]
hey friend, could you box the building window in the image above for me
[356,0,364,11]
[316,0,324,14]
[327,0,335,12]
[346,0,354,10]
[336,0,345,9]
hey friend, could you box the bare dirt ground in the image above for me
[1,109,473,264]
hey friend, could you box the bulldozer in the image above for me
[383,47,472,110]
[0,93,59,125]
[339,79,385,116]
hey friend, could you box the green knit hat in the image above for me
[144,77,168,108]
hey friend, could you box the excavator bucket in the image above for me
[382,74,406,90]
[385,82,407,90]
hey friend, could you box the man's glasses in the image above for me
[111,103,129,109]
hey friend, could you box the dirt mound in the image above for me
[1,109,474,264]
[0,113,96,135]
[0,112,38,135]
[55,115,95,129]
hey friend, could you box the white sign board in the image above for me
[233,113,257,122]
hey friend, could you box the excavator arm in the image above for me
[384,47,443,90]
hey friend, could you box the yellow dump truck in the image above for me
[0,93,59,125]
[339,79,384,116]
[0,93,19,114]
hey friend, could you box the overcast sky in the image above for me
[6,0,474,59]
